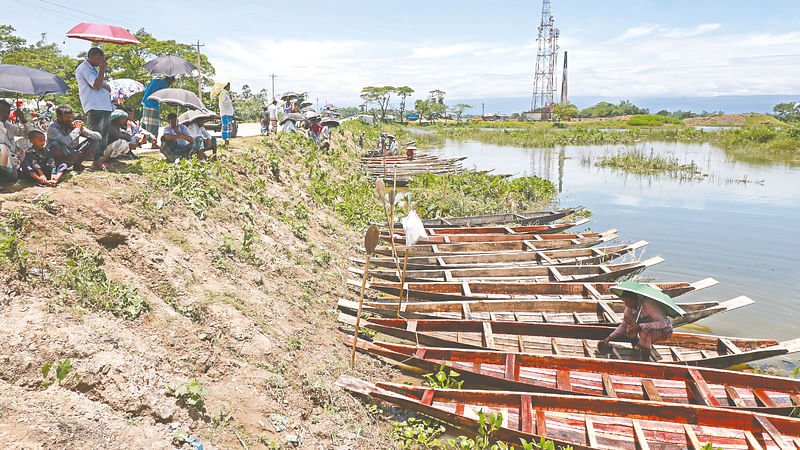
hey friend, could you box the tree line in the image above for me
[359,86,471,122]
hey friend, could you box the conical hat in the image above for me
[610,281,686,318]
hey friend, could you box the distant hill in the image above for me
[448,95,800,116]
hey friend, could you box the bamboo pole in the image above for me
[351,225,379,368]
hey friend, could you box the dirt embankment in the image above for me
[684,113,784,127]
[0,131,397,448]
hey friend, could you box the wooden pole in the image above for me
[350,253,371,368]
[195,40,204,100]
[351,225,379,369]
[396,251,409,316]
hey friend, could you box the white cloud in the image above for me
[206,28,800,105]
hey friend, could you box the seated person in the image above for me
[184,116,217,160]
[597,289,674,361]
[307,118,330,150]
[259,104,270,134]
[126,109,156,150]
[20,130,67,187]
[0,100,33,186]
[161,113,196,163]
[101,109,137,162]
[46,105,100,170]
[281,117,297,134]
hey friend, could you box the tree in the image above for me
[427,90,447,120]
[396,86,414,123]
[414,99,432,121]
[0,25,25,56]
[449,103,472,122]
[553,103,579,122]
[578,100,648,118]
[1,32,81,110]
[360,86,395,121]
[773,102,800,122]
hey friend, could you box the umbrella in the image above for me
[0,64,69,95]
[301,106,316,113]
[147,88,205,110]
[280,91,298,100]
[279,113,304,124]
[66,23,140,45]
[299,100,313,108]
[179,108,215,124]
[210,79,231,99]
[323,104,337,110]
[321,118,340,128]
[610,281,686,318]
[303,111,320,120]
[143,56,197,77]
[108,78,144,101]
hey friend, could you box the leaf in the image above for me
[42,362,52,379]
[56,359,71,382]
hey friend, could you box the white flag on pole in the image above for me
[401,210,426,248]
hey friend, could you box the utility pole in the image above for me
[195,40,204,100]
[270,74,277,101]
[481,103,485,118]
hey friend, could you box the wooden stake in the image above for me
[351,225,380,368]
[396,251,410,316]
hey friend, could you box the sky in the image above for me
[6,0,800,105]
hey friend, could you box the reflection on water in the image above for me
[428,139,800,370]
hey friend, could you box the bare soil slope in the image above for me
[0,132,397,449]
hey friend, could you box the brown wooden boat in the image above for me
[348,257,663,283]
[383,219,591,236]
[353,241,649,270]
[347,338,800,415]
[349,278,718,302]
[382,207,584,228]
[382,227,612,244]
[336,294,753,328]
[374,229,618,256]
[337,375,800,449]
[337,315,800,368]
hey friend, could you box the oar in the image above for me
[351,224,380,368]
[375,179,402,277]
[396,251,409,316]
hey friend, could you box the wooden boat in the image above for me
[337,375,800,449]
[383,219,591,236]
[354,241,649,270]
[348,257,664,283]
[382,207,584,228]
[382,227,611,245]
[361,156,466,168]
[348,338,800,414]
[337,315,800,368]
[336,294,753,328]
[349,278,718,302]
[374,229,618,256]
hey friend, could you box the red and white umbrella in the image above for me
[66,23,140,45]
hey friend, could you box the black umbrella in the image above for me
[280,112,304,124]
[280,91,298,100]
[321,118,340,128]
[323,104,337,110]
[0,64,69,95]
[148,88,205,110]
[143,56,197,77]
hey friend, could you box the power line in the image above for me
[36,0,141,30]
[21,1,87,22]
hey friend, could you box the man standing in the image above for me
[75,47,113,171]
[46,105,101,170]
[267,100,278,134]
[217,83,234,147]
[140,76,174,147]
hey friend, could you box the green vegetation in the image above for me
[168,379,208,413]
[576,100,648,118]
[408,172,557,219]
[626,114,683,127]
[58,246,150,320]
[41,358,73,387]
[423,364,464,389]
[391,416,446,449]
[715,125,800,164]
[593,149,701,176]
[0,210,30,273]
[139,158,221,219]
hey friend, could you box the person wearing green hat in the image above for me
[598,281,684,361]
[99,108,137,164]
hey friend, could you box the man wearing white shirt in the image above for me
[75,48,113,171]
[185,116,217,160]
[0,100,35,186]
[162,113,197,163]
[267,100,278,134]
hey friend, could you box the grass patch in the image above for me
[407,172,557,218]
[58,246,149,320]
[137,158,221,219]
[0,210,30,273]
[626,114,683,127]
[594,149,701,175]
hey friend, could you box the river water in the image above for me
[423,138,800,371]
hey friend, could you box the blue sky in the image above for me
[6,1,800,104]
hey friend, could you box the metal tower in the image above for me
[530,0,559,119]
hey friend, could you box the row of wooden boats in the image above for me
[336,207,800,448]
[361,152,466,186]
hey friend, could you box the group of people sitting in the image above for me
[0,99,216,189]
